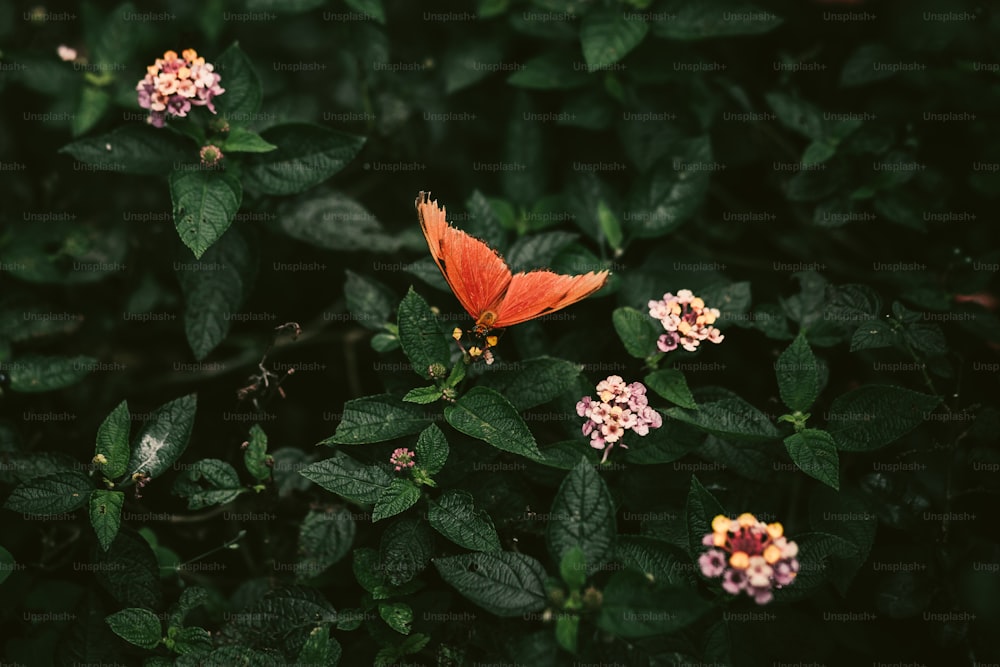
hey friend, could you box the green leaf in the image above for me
[644,368,697,409]
[503,93,545,205]
[775,331,820,412]
[555,613,579,653]
[345,0,386,23]
[170,626,213,655]
[398,288,451,381]
[225,586,336,646]
[373,479,422,522]
[345,270,397,331]
[172,459,244,510]
[380,519,433,586]
[94,400,130,480]
[615,536,697,586]
[850,318,896,351]
[506,231,578,272]
[434,551,548,617]
[170,169,243,260]
[651,0,783,40]
[547,458,616,575]
[0,546,15,585]
[321,394,430,445]
[5,354,95,393]
[300,451,393,504]
[59,124,194,175]
[105,608,162,650]
[169,587,210,628]
[296,507,356,578]
[507,49,592,90]
[559,546,587,590]
[624,419,703,465]
[126,394,197,480]
[379,602,412,634]
[89,489,125,552]
[613,307,660,358]
[403,386,443,404]
[93,528,162,609]
[784,429,839,490]
[297,626,343,667]
[824,284,882,324]
[445,387,542,459]
[243,124,365,195]
[214,42,263,120]
[666,394,779,443]
[276,190,401,252]
[414,424,449,474]
[465,189,508,251]
[597,200,623,250]
[627,137,712,238]
[176,228,252,360]
[685,476,725,557]
[825,385,941,451]
[478,356,582,411]
[244,424,271,482]
[580,8,648,70]
[765,92,827,142]
[3,470,93,515]
[597,571,710,637]
[219,127,277,153]
[73,85,111,137]
[427,490,502,552]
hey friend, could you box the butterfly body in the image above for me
[415,191,610,357]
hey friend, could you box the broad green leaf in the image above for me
[92,528,162,609]
[434,551,548,617]
[427,490,502,552]
[547,458,616,574]
[685,476,725,558]
[613,307,660,358]
[73,85,111,137]
[556,613,579,653]
[169,587,210,628]
[507,49,592,90]
[624,418,703,465]
[478,356,582,411]
[89,489,125,552]
[775,332,820,412]
[172,459,244,510]
[597,200,623,249]
[505,231,578,272]
[176,228,251,360]
[345,270,397,331]
[826,385,941,451]
[379,602,412,634]
[219,127,277,153]
[170,626,213,655]
[398,288,451,381]
[276,190,401,252]
[784,429,840,490]
[321,394,430,445]
[403,386,443,404]
[296,506,356,578]
[559,546,587,590]
[224,586,336,646]
[243,124,365,195]
[3,470,93,515]
[59,124,194,175]
[414,424,449,474]
[380,519,433,585]
[765,92,827,142]
[300,451,394,504]
[651,0,783,40]
[214,42,263,119]
[503,92,545,205]
[5,354,95,393]
[616,536,697,586]
[597,571,710,637]
[170,169,243,259]
[346,0,385,23]
[126,394,197,480]
[94,400,130,480]
[627,137,712,238]
[445,387,542,459]
[297,626,343,667]
[244,424,271,482]
[644,368,697,409]
[105,608,162,650]
[666,395,779,443]
[580,8,648,70]
[373,479,422,522]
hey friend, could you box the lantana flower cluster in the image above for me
[576,375,662,463]
[137,49,224,128]
[648,289,724,353]
[698,513,799,605]
[390,448,416,472]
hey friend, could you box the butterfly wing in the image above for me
[415,192,511,320]
[492,269,610,328]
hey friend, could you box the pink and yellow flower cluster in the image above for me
[136,49,224,128]
[698,513,799,605]
[390,447,416,472]
[648,289,724,353]
[576,375,662,463]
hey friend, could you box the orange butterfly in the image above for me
[415,191,610,360]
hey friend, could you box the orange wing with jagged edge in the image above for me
[415,191,610,329]
[491,269,610,328]
[416,192,510,320]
